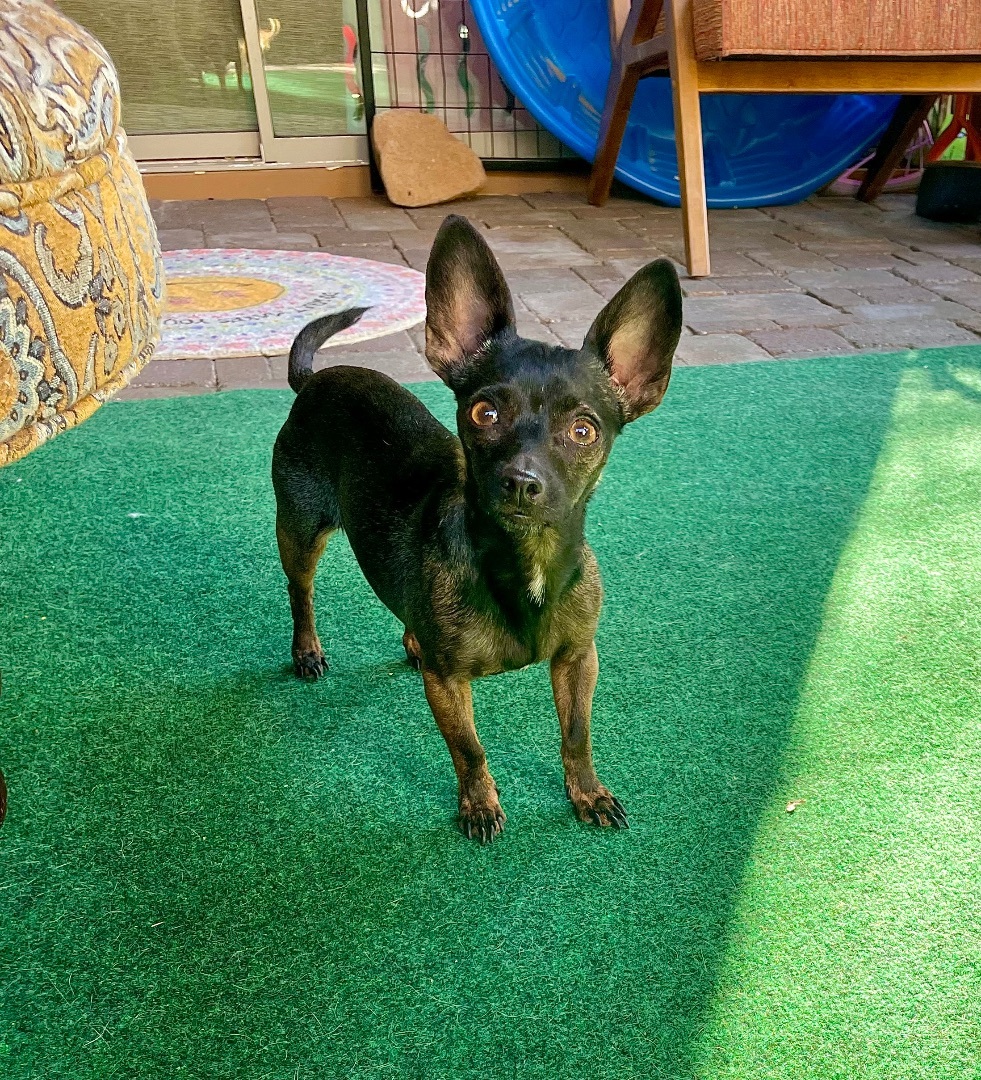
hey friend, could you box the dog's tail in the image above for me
[287,307,369,393]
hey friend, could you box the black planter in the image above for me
[916,160,981,223]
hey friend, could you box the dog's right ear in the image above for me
[424,215,515,383]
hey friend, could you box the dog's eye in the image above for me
[569,418,598,445]
[470,401,499,427]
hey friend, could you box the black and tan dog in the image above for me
[272,215,682,843]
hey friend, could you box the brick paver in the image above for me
[206,231,319,250]
[156,228,206,251]
[838,319,980,350]
[133,191,981,398]
[131,358,216,389]
[684,293,852,332]
[747,328,857,358]
[675,333,772,365]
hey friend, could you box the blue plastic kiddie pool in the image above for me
[469,0,900,207]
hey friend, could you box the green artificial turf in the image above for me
[1,347,980,1079]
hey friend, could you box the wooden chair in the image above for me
[589,0,981,277]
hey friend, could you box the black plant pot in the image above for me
[916,160,981,223]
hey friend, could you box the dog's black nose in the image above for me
[502,466,544,505]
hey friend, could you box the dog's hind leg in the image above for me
[402,628,422,671]
[273,453,340,680]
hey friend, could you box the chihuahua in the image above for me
[272,215,682,843]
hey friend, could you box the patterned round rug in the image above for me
[157,249,426,360]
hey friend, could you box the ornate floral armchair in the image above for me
[0,0,164,466]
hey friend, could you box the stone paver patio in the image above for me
[124,190,981,399]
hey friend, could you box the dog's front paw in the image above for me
[293,648,328,680]
[458,789,506,845]
[566,783,629,829]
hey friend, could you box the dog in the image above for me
[272,215,682,843]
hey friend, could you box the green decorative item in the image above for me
[416,25,436,113]
[457,22,476,119]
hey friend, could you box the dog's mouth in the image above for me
[497,505,550,531]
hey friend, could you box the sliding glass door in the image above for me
[59,0,376,166]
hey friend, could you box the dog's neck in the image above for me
[465,499,587,609]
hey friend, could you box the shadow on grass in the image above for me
[924,352,981,404]
[0,355,915,1079]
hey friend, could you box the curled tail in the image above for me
[288,307,369,393]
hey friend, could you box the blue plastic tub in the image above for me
[469,0,900,207]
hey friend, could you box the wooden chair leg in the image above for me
[857,94,936,203]
[667,0,709,277]
[588,64,640,206]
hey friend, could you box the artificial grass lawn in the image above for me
[2,347,980,1079]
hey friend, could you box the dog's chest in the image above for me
[424,546,602,679]
[453,613,553,677]
[448,592,591,678]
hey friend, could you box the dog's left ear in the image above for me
[425,215,515,383]
[585,258,682,421]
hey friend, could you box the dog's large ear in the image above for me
[425,215,515,382]
[584,258,682,421]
